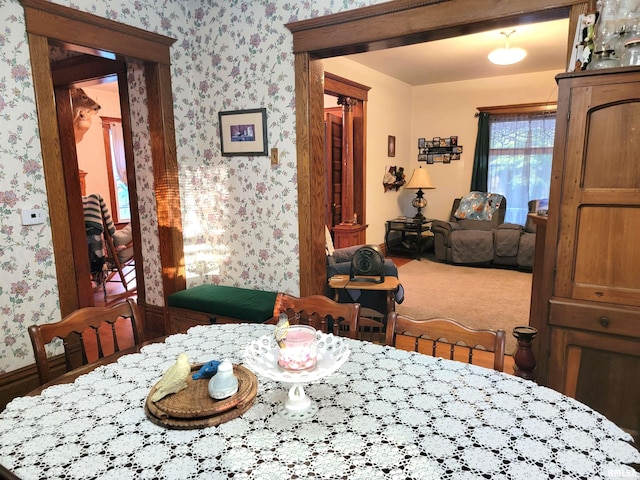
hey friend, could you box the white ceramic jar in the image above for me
[208,359,239,399]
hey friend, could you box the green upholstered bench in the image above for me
[166,285,281,334]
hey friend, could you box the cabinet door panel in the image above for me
[572,206,640,305]
[583,100,640,189]
[554,78,640,304]
[548,328,640,441]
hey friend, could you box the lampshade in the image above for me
[405,167,435,190]
[405,167,435,220]
[488,30,527,66]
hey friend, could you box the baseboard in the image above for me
[0,355,66,412]
[138,299,166,339]
[0,302,168,412]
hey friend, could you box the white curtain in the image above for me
[487,113,555,225]
[110,121,127,186]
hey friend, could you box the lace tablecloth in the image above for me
[1,324,638,479]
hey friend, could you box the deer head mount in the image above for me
[71,88,101,143]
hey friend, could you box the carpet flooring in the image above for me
[394,253,532,354]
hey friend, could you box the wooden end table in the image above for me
[385,217,433,260]
[328,274,400,317]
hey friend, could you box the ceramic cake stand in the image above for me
[243,331,351,421]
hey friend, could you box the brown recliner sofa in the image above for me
[431,197,536,270]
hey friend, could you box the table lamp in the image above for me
[405,166,435,220]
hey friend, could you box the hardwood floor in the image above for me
[92,264,137,307]
[387,254,517,376]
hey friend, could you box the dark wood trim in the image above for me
[139,300,166,341]
[287,0,576,56]
[21,0,173,64]
[295,53,326,297]
[477,102,558,115]
[51,56,126,86]
[289,0,587,298]
[20,0,179,316]
[324,72,370,101]
[146,62,186,298]
[0,356,66,412]
[117,71,147,306]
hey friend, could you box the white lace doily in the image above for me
[1,323,638,479]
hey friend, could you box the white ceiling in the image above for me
[344,18,570,86]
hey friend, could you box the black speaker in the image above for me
[349,245,385,283]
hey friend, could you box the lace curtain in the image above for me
[487,112,555,225]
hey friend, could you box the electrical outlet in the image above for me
[21,209,46,226]
[270,147,278,165]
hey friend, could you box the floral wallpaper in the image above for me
[0,0,381,373]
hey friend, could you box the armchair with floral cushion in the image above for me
[431,193,536,270]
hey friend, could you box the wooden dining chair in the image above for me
[276,294,360,339]
[28,298,144,384]
[385,312,506,371]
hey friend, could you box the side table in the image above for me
[385,217,433,260]
[328,275,399,317]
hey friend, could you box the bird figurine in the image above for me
[151,352,191,402]
[274,313,290,348]
[192,359,222,380]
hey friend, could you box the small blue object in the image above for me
[192,360,221,380]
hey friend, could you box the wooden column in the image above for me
[337,96,356,224]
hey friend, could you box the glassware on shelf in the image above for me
[587,49,621,69]
[595,0,622,53]
[621,38,640,64]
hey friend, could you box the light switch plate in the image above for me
[270,147,278,165]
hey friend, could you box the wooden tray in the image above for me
[144,363,257,429]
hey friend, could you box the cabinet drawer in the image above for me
[549,298,640,338]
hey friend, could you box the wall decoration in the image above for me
[219,108,268,156]
[388,135,396,157]
[418,136,463,164]
[382,165,406,192]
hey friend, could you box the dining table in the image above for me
[1,323,638,479]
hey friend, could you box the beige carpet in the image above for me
[395,255,532,354]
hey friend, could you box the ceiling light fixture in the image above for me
[488,30,527,65]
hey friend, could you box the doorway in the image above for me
[51,54,138,308]
[22,0,185,328]
[323,73,370,249]
[288,0,581,297]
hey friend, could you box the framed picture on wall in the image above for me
[388,135,396,157]
[418,137,426,148]
[218,108,268,156]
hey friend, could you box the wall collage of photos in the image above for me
[417,136,463,164]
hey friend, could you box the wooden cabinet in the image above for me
[332,223,368,248]
[530,67,640,441]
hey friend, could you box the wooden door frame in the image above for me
[324,72,369,230]
[287,0,587,297]
[21,0,186,318]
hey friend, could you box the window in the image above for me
[488,112,555,225]
[101,117,130,223]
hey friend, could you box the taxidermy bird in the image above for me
[274,313,290,348]
[151,352,191,402]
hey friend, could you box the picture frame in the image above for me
[450,136,458,146]
[388,135,396,157]
[418,137,426,149]
[218,108,268,156]
[426,154,435,164]
[418,154,428,162]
